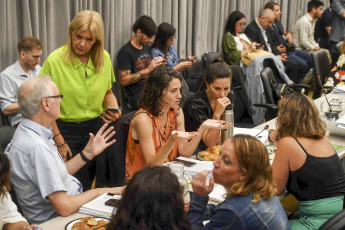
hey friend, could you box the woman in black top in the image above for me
[183,59,234,152]
[270,93,345,230]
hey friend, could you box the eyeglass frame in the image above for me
[46,93,63,99]
[236,22,246,27]
[169,34,177,41]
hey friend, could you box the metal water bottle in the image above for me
[221,105,234,143]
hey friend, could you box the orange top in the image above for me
[125,108,179,179]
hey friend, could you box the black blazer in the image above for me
[244,19,280,55]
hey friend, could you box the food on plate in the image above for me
[71,222,91,230]
[198,145,221,161]
[71,217,109,230]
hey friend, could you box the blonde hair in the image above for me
[225,135,276,203]
[64,10,104,72]
[277,93,326,139]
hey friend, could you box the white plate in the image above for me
[65,217,110,230]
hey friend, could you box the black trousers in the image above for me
[283,59,300,83]
[57,118,118,190]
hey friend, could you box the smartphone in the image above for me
[104,107,120,113]
[165,51,170,60]
[105,198,120,207]
[172,158,196,167]
[189,56,196,62]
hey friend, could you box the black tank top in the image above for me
[286,137,345,201]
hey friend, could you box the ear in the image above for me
[20,51,26,60]
[136,29,142,36]
[239,171,248,181]
[41,98,50,113]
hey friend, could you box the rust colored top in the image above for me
[125,108,179,179]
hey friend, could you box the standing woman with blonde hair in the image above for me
[189,135,289,229]
[40,10,121,189]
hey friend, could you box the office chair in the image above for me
[312,50,332,99]
[318,209,345,230]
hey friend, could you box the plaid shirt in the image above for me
[293,13,319,51]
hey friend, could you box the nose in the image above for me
[80,39,86,47]
[177,90,182,99]
[149,37,154,43]
[220,90,226,98]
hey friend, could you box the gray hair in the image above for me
[18,75,53,118]
[260,8,275,18]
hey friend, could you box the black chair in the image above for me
[0,110,16,150]
[183,60,204,93]
[107,110,136,186]
[312,50,332,99]
[229,65,254,128]
[202,52,222,69]
[318,209,345,230]
[1,109,11,126]
[254,67,279,121]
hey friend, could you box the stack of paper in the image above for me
[333,85,345,94]
[234,127,269,144]
[78,193,121,217]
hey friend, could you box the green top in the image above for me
[222,32,242,66]
[40,45,116,122]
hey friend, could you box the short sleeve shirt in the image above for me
[5,118,83,224]
[151,45,179,68]
[0,192,27,228]
[117,42,151,99]
[0,61,41,126]
[39,45,115,122]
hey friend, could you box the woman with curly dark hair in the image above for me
[270,93,345,229]
[107,166,191,230]
[125,66,230,178]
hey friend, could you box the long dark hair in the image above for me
[200,58,232,90]
[107,166,191,230]
[225,11,246,36]
[0,149,11,199]
[151,22,176,51]
[138,66,182,116]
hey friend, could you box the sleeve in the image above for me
[30,145,67,198]
[222,33,242,65]
[183,95,211,132]
[1,192,27,224]
[39,57,52,76]
[0,72,15,112]
[244,25,258,43]
[331,0,345,18]
[104,51,116,87]
[299,20,317,50]
[117,47,133,71]
[151,47,163,59]
[188,192,241,230]
[324,12,333,27]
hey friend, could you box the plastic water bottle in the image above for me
[221,105,234,143]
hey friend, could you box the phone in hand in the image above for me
[165,51,170,60]
[104,107,120,113]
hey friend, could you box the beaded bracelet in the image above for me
[53,132,61,138]
[57,142,66,148]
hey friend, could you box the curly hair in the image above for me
[138,66,182,116]
[0,149,11,200]
[277,93,326,139]
[225,135,276,203]
[107,166,191,230]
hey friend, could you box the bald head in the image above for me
[258,9,275,29]
[18,75,54,118]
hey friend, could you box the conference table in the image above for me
[41,93,345,229]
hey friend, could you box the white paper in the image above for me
[78,193,121,217]
[208,184,226,203]
[234,127,269,144]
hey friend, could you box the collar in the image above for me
[255,18,265,32]
[20,118,54,141]
[306,13,315,22]
[72,54,95,71]
[14,60,35,77]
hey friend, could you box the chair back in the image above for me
[202,52,222,69]
[183,60,204,93]
[0,126,16,149]
[312,50,331,85]
[229,65,252,123]
[263,58,285,84]
[318,209,345,230]
[260,67,276,105]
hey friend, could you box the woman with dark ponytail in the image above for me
[183,59,234,152]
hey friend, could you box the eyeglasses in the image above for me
[236,22,246,27]
[46,93,63,99]
[170,34,177,41]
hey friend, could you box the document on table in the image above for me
[177,156,214,176]
[234,127,269,144]
[78,193,121,217]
